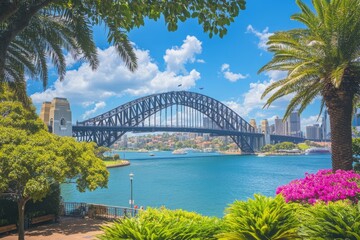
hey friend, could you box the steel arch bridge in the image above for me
[73,91,265,153]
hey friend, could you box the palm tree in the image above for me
[259,0,360,171]
[3,6,136,103]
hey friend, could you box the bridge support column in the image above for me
[257,135,266,151]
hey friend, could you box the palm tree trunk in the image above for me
[326,89,354,171]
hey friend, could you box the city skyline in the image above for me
[27,1,322,131]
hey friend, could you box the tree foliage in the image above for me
[0,0,246,101]
[259,0,360,170]
[0,100,108,240]
[261,142,297,152]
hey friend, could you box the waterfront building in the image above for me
[306,124,322,140]
[261,119,269,134]
[286,111,301,137]
[39,97,72,136]
[274,116,285,135]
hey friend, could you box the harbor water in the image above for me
[61,152,331,217]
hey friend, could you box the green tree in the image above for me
[276,142,296,150]
[0,101,108,240]
[0,0,246,88]
[261,144,274,152]
[259,0,360,171]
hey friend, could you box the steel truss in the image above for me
[73,91,263,153]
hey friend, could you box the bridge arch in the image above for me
[73,91,263,153]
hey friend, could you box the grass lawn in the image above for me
[103,160,129,167]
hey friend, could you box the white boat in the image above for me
[305,147,331,155]
[257,153,266,157]
[203,148,215,153]
[172,149,187,155]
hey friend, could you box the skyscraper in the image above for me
[322,109,331,140]
[306,124,322,139]
[286,111,301,137]
[274,116,285,135]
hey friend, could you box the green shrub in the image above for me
[113,154,120,160]
[217,194,300,240]
[99,207,222,240]
[299,201,360,239]
[0,183,60,226]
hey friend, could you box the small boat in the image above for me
[305,147,331,155]
[203,148,215,153]
[257,153,266,157]
[172,149,187,155]
[149,153,155,156]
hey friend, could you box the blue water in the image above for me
[61,152,331,217]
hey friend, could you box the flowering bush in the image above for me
[276,169,360,204]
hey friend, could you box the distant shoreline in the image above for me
[257,152,304,156]
[105,160,130,168]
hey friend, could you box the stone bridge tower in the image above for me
[39,97,72,136]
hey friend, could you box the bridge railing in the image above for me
[61,202,139,219]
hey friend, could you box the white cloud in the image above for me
[222,70,290,119]
[31,36,203,118]
[220,63,248,82]
[196,59,205,63]
[163,35,202,74]
[222,101,247,116]
[64,53,78,68]
[82,101,106,119]
[246,25,273,51]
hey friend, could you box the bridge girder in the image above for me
[73,91,260,153]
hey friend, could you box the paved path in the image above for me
[1,217,109,240]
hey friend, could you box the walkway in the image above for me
[1,217,109,240]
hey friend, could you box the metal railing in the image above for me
[61,202,138,219]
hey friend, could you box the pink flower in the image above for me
[276,169,360,204]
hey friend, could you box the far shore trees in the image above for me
[0,98,109,240]
[259,0,360,171]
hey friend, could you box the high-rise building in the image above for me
[306,124,322,139]
[261,119,269,134]
[274,116,285,135]
[322,109,331,140]
[286,111,301,137]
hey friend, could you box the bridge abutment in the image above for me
[40,98,73,136]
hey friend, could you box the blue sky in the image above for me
[28,0,321,130]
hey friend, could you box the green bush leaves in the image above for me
[217,195,300,240]
[99,207,222,240]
